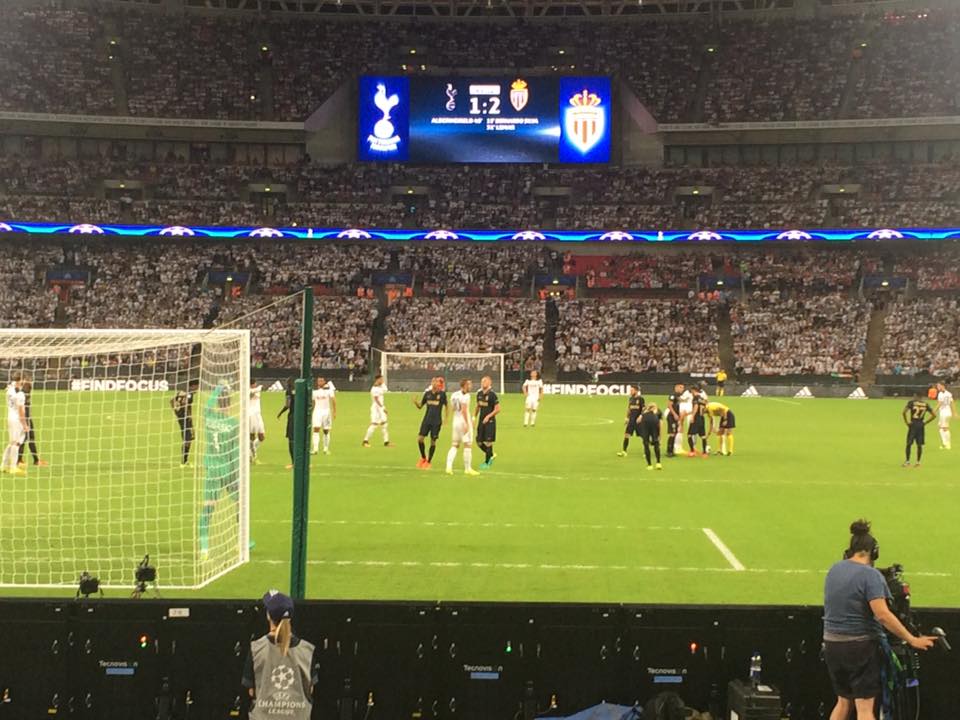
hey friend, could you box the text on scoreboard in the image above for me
[358,76,611,164]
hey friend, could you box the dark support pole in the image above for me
[290,288,314,600]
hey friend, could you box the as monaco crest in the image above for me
[564,89,604,155]
[510,79,529,112]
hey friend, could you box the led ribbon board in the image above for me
[1,223,958,243]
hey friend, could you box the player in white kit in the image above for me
[675,387,695,455]
[2,373,27,476]
[248,381,266,464]
[936,382,956,450]
[362,374,392,448]
[446,378,479,475]
[522,370,544,427]
[311,376,336,455]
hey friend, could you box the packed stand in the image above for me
[892,246,960,291]
[0,8,114,115]
[730,293,872,375]
[703,19,857,123]
[399,244,556,297]
[563,251,711,290]
[217,295,378,371]
[736,248,868,293]
[848,12,960,119]
[877,297,960,377]
[383,298,545,370]
[0,243,62,327]
[554,299,718,375]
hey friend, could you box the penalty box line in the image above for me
[702,528,746,571]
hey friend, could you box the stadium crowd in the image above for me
[877,297,960,377]
[2,156,960,231]
[383,298,545,371]
[0,6,959,123]
[555,299,718,375]
[730,293,872,376]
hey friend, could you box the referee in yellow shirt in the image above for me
[715,369,728,397]
[706,401,735,456]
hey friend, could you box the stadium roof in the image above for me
[99,0,949,19]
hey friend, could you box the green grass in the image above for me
[2,392,958,607]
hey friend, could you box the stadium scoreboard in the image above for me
[358,75,611,164]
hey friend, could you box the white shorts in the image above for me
[939,409,952,427]
[451,420,473,445]
[248,413,265,436]
[680,402,693,416]
[370,405,387,425]
[525,397,540,411]
[7,419,24,445]
[312,409,332,430]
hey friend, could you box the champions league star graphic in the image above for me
[367,83,402,153]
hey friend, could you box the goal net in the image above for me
[373,350,506,394]
[0,329,250,590]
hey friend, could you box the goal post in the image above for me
[372,350,507,394]
[0,328,250,590]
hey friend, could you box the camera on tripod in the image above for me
[131,555,158,599]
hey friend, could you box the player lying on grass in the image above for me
[414,376,447,469]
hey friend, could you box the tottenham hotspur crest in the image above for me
[564,89,605,155]
[367,83,401,153]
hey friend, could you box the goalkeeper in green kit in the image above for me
[199,383,240,560]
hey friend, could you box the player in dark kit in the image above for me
[902,393,936,467]
[639,403,664,471]
[617,384,644,457]
[475,376,501,470]
[414,376,448,469]
[170,379,198,465]
[687,389,709,457]
[16,378,47,468]
[666,383,684,458]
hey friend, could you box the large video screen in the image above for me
[358,75,611,164]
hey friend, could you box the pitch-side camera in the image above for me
[131,555,158,599]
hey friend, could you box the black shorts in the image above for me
[667,415,679,434]
[689,416,706,435]
[907,423,925,445]
[720,411,736,430]
[639,424,660,443]
[717,381,725,388]
[824,637,883,700]
[476,421,497,444]
[625,414,642,436]
[419,419,442,441]
[178,417,194,442]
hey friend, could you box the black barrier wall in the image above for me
[0,600,956,720]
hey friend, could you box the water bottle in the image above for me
[749,651,763,686]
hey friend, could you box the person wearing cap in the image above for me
[242,590,319,720]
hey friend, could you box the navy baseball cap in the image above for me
[262,589,294,623]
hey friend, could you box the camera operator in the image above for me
[823,520,936,720]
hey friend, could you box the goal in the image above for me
[373,350,506,394]
[0,329,250,590]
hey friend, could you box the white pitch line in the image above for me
[766,398,803,406]
[251,518,691,532]
[702,528,746,571]
[244,558,956,578]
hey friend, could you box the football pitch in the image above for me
[2,392,958,607]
